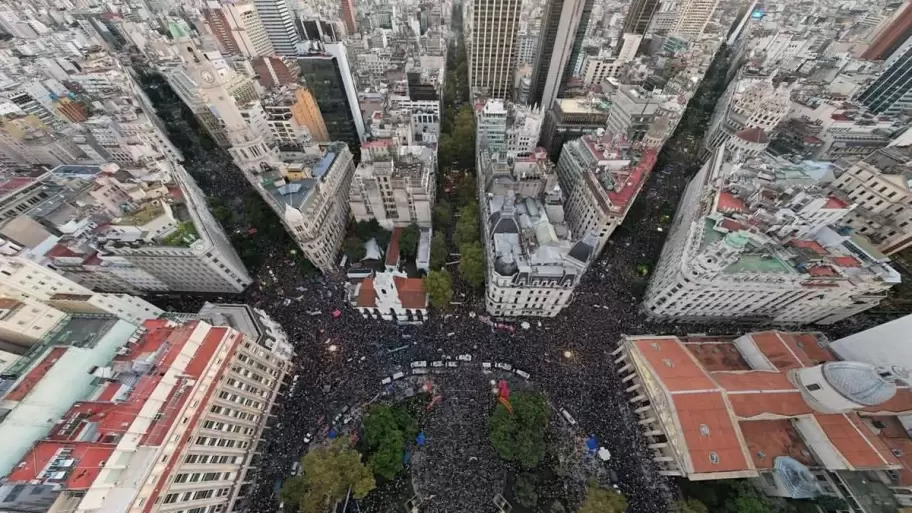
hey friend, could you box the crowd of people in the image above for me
[154,77,886,513]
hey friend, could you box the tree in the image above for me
[430,232,448,270]
[488,391,549,469]
[731,496,772,513]
[579,483,628,513]
[424,270,454,309]
[549,501,567,513]
[675,499,709,513]
[399,223,421,260]
[514,473,539,508]
[343,236,366,262]
[815,496,848,512]
[454,202,480,248]
[361,404,416,481]
[459,242,485,289]
[287,439,375,513]
[433,202,453,228]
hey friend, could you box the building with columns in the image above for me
[613,330,912,509]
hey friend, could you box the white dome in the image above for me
[821,361,897,406]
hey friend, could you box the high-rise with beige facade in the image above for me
[468,0,522,99]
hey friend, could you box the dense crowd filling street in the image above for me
[138,64,889,513]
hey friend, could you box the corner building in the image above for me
[643,142,899,324]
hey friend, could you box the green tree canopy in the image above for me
[675,499,709,513]
[459,242,485,289]
[423,270,454,309]
[488,391,549,469]
[433,202,453,228]
[362,404,416,481]
[430,232,448,270]
[282,439,375,513]
[579,483,628,513]
[453,202,480,248]
[343,236,366,262]
[515,473,539,508]
[399,223,421,260]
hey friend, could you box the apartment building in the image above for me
[476,99,545,158]
[556,132,657,257]
[0,255,163,325]
[261,88,328,146]
[349,139,436,229]
[830,145,912,255]
[704,76,793,155]
[0,318,292,513]
[643,142,899,324]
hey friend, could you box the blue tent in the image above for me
[416,432,426,446]
[327,429,337,439]
[586,436,598,453]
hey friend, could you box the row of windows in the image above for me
[195,436,250,449]
[210,404,260,423]
[184,454,241,465]
[201,419,254,436]
[162,487,230,504]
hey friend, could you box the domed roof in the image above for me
[735,127,769,144]
[821,361,897,406]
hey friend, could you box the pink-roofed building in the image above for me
[0,319,292,513]
[615,331,912,508]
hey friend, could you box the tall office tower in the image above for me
[339,0,357,35]
[529,0,589,110]
[670,0,720,39]
[469,0,521,100]
[862,1,912,61]
[0,318,292,513]
[621,0,659,35]
[560,0,593,95]
[252,0,299,55]
[857,38,912,115]
[203,0,275,58]
[296,40,365,159]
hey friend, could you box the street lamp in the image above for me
[563,350,573,359]
[328,344,338,352]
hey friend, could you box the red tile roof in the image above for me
[394,276,427,309]
[728,391,813,418]
[672,392,750,474]
[749,332,811,370]
[740,419,816,469]
[807,265,838,277]
[605,149,657,211]
[816,414,900,469]
[831,256,861,268]
[386,228,403,267]
[717,191,747,213]
[789,239,828,256]
[7,442,116,490]
[710,371,796,392]
[632,338,717,392]
[356,278,377,307]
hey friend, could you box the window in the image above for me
[807,383,821,391]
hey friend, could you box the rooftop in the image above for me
[624,331,911,479]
